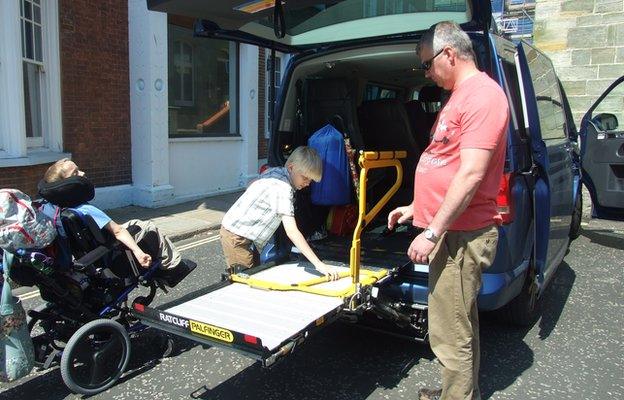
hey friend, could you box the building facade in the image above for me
[0,0,131,206]
[1,0,283,210]
[534,0,624,125]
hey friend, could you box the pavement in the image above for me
[106,190,243,242]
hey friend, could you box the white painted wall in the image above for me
[128,0,174,208]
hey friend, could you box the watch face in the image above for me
[425,229,433,239]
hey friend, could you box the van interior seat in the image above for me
[404,99,432,151]
[302,78,364,150]
[418,85,442,131]
[357,98,422,208]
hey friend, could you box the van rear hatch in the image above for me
[147,0,492,52]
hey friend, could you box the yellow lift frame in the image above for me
[230,150,406,300]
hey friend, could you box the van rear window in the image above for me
[365,84,398,101]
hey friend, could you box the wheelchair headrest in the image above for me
[38,176,95,208]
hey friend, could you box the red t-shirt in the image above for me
[413,72,509,231]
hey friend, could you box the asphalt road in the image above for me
[1,217,623,400]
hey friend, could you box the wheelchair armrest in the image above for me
[74,245,110,270]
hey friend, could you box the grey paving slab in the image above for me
[105,191,243,241]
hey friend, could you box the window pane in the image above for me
[24,0,32,20]
[182,43,192,64]
[24,21,34,60]
[21,23,26,58]
[592,82,624,132]
[522,44,566,141]
[33,4,41,24]
[182,69,193,102]
[168,25,238,136]
[34,25,42,62]
[23,62,42,139]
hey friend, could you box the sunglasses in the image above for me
[421,48,445,71]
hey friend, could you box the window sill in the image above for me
[169,135,243,143]
[0,150,71,168]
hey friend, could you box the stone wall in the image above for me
[534,0,624,126]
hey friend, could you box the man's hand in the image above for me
[387,205,413,230]
[407,233,436,264]
[133,250,152,268]
[315,262,340,281]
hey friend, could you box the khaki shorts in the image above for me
[219,226,260,271]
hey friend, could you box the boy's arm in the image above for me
[105,220,152,268]
[281,215,339,280]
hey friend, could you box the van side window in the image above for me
[500,59,527,140]
[365,84,397,101]
[522,43,567,141]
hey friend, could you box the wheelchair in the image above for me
[2,207,196,395]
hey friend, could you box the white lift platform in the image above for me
[132,151,406,366]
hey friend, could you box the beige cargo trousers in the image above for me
[428,225,499,400]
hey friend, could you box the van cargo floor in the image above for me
[311,227,416,268]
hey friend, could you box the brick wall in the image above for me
[534,0,624,125]
[59,0,131,187]
[258,48,268,160]
[0,164,54,198]
[0,0,131,196]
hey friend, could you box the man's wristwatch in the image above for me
[423,228,439,244]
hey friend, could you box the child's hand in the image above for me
[134,250,152,268]
[316,263,340,281]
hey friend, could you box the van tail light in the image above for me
[496,173,514,224]
[259,163,269,174]
[243,334,258,345]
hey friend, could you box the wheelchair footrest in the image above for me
[155,259,197,288]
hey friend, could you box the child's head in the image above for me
[44,158,85,183]
[285,146,322,190]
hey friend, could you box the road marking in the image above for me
[17,234,221,302]
[177,235,220,251]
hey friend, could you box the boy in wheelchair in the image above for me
[38,158,195,288]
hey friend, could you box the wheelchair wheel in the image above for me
[60,319,131,395]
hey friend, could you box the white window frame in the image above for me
[0,0,66,166]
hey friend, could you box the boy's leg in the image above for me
[123,219,181,269]
[219,226,258,271]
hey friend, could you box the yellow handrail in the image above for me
[230,150,406,299]
[350,151,405,284]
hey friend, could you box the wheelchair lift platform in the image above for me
[131,151,406,367]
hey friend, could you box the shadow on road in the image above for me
[579,227,624,250]
[0,329,200,400]
[479,261,575,399]
[191,323,434,400]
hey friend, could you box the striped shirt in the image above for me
[221,167,295,249]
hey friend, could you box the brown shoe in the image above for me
[418,388,442,400]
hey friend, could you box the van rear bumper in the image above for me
[378,260,529,311]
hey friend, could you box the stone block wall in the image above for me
[534,0,624,125]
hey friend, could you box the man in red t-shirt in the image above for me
[387,22,509,400]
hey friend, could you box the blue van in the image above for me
[150,0,584,336]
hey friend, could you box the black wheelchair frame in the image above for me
[3,208,195,395]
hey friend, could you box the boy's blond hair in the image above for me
[286,146,322,182]
[44,158,71,183]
